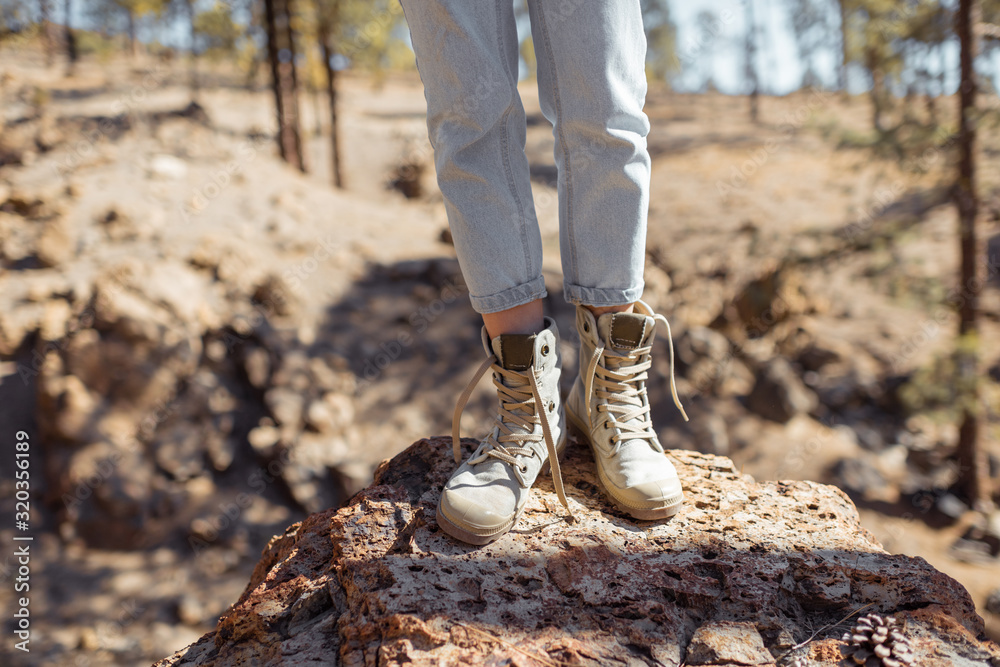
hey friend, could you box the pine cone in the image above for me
[840,614,914,667]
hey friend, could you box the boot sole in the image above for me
[565,407,683,521]
[436,433,568,546]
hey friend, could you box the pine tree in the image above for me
[264,0,306,172]
[745,0,760,122]
[954,0,991,511]
[641,0,678,85]
[315,0,342,187]
[63,0,76,75]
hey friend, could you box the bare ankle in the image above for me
[482,299,544,338]
[584,302,635,317]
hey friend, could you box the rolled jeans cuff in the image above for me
[563,282,644,308]
[469,275,548,314]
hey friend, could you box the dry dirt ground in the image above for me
[0,48,999,666]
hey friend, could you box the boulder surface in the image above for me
[154,437,1000,666]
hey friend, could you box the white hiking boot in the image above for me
[566,300,689,520]
[438,317,572,545]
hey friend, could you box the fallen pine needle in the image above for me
[777,601,876,661]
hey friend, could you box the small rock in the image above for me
[949,537,996,564]
[243,346,270,389]
[36,216,76,267]
[39,299,72,341]
[986,589,1000,615]
[746,357,818,423]
[44,374,99,442]
[797,341,843,371]
[154,422,206,481]
[176,595,205,626]
[833,457,894,503]
[98,207,146,241]
[253,273,296,317]
[149,154,188,180]
[265,387,304,430]
[388,159,424,199]
[937,493,969,520]
[305,400,336,433]
[323,392,354,424]
[686,620,773,665]
[696,413,730,456]
[248,424,281,455]
[853,422,886,451]
[35,116,65,151]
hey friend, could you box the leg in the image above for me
[528,3,688,519]
[526,0,651,309]
[401,0,564,544]
[482,298,544,338]
[399,0,546,318]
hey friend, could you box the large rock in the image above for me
[154,437,1000,667]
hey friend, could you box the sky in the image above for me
[44,0,980,96]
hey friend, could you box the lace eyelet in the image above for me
[548,401,555,412]
[541,344,550,356]
[583,322,590,333]
[519,464,528,473]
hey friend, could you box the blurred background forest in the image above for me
[0,0,999,664]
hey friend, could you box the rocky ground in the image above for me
[0,47,999,666]
[155,437,1000,667]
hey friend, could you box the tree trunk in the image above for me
[263,0,306,171]
[38,0,53,66]
[867,47,884,132]
[745,0,759,123]
[955,0,990,510]
[838,0,849,93]
[63,0,76,76]
[185,0,198,100]
[281,0,306,171]
[126,7,137,57]
[318,5,343,188]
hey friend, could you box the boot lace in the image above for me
[451,355,573,518]
[583,308,688,454]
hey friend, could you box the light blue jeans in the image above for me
[400,0,651,314]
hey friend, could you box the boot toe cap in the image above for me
[603,475,684,511]
[439,487,515,534]
[624,479,684,506]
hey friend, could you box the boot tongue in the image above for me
[490,333,535,372]
[601,312,652,351]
